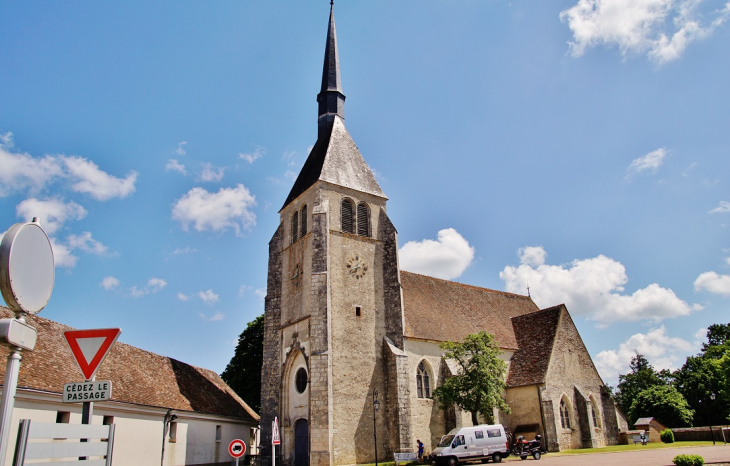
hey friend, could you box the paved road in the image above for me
[501,444,730,465]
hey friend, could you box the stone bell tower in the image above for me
[260,5,413,466]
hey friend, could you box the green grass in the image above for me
[553,441,719,456]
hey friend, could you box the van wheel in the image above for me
[447,457,458,466]
[533,452,541,460]
[492,453,502,463]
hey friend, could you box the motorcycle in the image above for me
[510,434,543,460]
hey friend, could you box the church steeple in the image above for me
[317,4,346,138]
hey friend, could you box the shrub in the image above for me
[660,428,675,443]
[673,454,704,466]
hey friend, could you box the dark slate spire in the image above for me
[317,4,346,139]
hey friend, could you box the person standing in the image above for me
[417,439,425,464]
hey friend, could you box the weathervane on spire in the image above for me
[330,0,334,6]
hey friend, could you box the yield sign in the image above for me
[63,328,121,381]
[272,417,280,445]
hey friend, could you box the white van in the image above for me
[429,424,509,465]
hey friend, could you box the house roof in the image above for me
[0,307,259,422]
[401,271,540,349]
[506,305,563,388]
[634,417,665,428]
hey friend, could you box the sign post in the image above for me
[272,417,280,466]
[228,439,246,466]
[63,328,121,460]
[0,219,54,465]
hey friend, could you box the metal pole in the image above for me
[0,348,22,465]
[373,390,378,466]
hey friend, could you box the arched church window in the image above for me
[590,396,601,428]
[300,205,308,237]
[295,367,308,394]
[560,398,571,429]
[341,199,354,234]
[291,211,299,243]
[357,202,370,237]
[416,361,431,399]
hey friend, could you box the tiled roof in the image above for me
[506,305,563,388]
[0,307,258,421]
[401,272,540,349]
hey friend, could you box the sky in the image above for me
[1,0,729,386]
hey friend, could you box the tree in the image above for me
[221,314,264,413]
[674,325,730,426]
[628,385,694,427]
[614,353,669,416]
[432,331,510,425]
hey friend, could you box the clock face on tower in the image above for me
[347,255,367,279]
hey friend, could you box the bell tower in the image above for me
[260,5,412,466]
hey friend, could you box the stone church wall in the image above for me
[504,385,542,438]
[542,308,615,451]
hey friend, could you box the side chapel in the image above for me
[260,6,628,466]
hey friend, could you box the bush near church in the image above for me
[673,454,704,466]
[660,428,674,443]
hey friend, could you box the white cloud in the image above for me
[130,277,167,297]
[560,0,730,64]
[594,326,696,384]
[16,198,87,235]
[171,184,257,236]
[171,246,198,255]
[100,276,120,290]
[709,201,730,213]
[199,311,225,322]
[50,239,77,268]
[694,271,730,296]
[284,170,297,181]
[176,141,187,156]
[254,288,266,300]
[499,246,700,326]
[0,138,64,196]
[61,156,137,200]
[67,231,109,255]
[177,292,191,301]
[725,257,730,266]
[198,163,225,182]
[197,289,220,305]
[166,159,187,175]
[238,285,252,297]
[627,148,667,175]
[239,147,264,164]
[399,228,475,280]
[519,246,547,267]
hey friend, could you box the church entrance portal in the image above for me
[295,419,309,466]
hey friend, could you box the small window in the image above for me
[474,430,484,439]
[357,203,370,237]
[487,429,501,438]
[355,306,361,317]
[169,421,178,443]
[300,205,308,237]
[216,425,222,442]
[295,367,308,393]
[341,199,354,234]
[103,416,114,425]
[56,411,70,424]
[417,361,431,399]
[291,211,299,243]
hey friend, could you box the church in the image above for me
[260,6,628,466]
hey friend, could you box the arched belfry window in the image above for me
[560,397,571,429]
[300,205,308,237]
[416,361,431,399]
[341,199,354,234]
[291,211,299,244]
[357,202,370,237]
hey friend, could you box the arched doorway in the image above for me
[294,419,309,466]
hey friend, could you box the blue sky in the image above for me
[1,1,728,386]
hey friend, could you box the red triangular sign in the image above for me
[63,328,121,381]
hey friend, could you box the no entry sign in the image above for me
[229,439,246,458]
